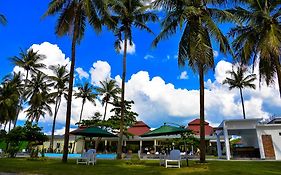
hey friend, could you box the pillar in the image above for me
[216,133,222,158]
[154,139,157,152]
[139,140,142,152]
[223,125,231,160]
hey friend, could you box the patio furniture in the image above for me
[76,149,96,165]
[164,149,181,168]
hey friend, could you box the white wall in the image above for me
[256,125,281,160]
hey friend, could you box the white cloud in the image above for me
[75,67,89,80]
[45,127,76,135]
[144,54,154,60]
[167,55,170,59]
[213,50,219,58]
[178,71,188,80]
[119,40,136,55]
[174,54,178,59]
[89,60,111,86]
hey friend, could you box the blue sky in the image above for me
[1,1,281,134]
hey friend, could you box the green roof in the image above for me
[70,127,117,137]
[141,124,188,137]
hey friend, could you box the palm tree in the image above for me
[223,65,256,119]
[48,65,69,152]
[152,0,234,162]
[0,72,22,131]
[229,0,281,97]
[74,82,96,124]
[44,0,112,162]
[10,49,46,126]
[0,13,7,25]
[25,72,54,123]
[96,79,120,121]
[26,91,54,123]
[110,0,158,159]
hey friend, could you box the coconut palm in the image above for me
[44,0,112,162]
[110,0,158,159]
[10,49,46,126]
[0,13,7,25]
[74,82,96,124]
[25,72,54,123]
[96,79,120,121]
[229,0,281,97]
[0,72,22,131]
[48,65,69,152]
[26,91,54,123]
[152,0,234,162]
[223,65,256,119]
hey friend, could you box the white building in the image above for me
[216,118,281,160]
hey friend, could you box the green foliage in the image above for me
[5,122,48,157]
[108,99,138,132]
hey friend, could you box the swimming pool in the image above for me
[44,153,116,159]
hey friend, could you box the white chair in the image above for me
[76,149,96,165]
[165,149,181,168]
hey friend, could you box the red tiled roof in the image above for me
[187,118,213,136]
[188,119,209,125]
[127,121,150,136]
[188,125,214,136]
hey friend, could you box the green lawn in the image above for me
[0,158,281,175]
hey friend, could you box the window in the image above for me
[279,132,281,136]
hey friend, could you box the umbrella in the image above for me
[70,126,117,137]
[141,124,188,137]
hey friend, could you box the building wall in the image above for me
[256,125,281,160]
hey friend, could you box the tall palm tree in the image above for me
[26,91,54,123]
[0,72,22,131]
[25,72,54,123]
[74,82,96,124]
[229,0,281,97]
[48,65,69,152]
[0,13,7,25]
[44,0,112,162]
[96,79,120,121]
[110,0,158,159]
[152,0,234,162]
[10,49,46,126]
[223,65,256,119]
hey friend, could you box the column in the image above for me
[139,140,142,152]
[223,126,231,160]
[216,133,222,158]
[154,139,157,152]
[124,140,127,146]
[105,140,107,146]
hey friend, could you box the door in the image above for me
[262,135,275,159]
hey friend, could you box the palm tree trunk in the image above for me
[14,70,29,127]
[79,100,85,125]
[50,96,61,152]
[8,120,12,132]
[274,56,281,98]
[103,101,108,121]
[239,88,246,119]
[62,17,78,163]
[199,64,206,163]
[117,36,128,159]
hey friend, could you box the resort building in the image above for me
[216,118,281,160]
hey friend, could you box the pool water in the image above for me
[44,153,116,159]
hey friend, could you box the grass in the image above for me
[0,158,281,175]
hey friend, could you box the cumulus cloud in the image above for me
[119,40,136,55]
[144,54,154,60]
[75,67,89,80]
[178,71,188,80]
[89,60,111,86]
[213,50,219,58]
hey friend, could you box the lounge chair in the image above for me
[76,149,96,165]
[164,149,181,168]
